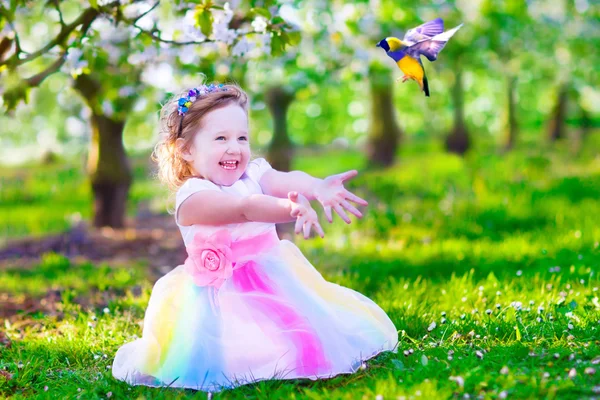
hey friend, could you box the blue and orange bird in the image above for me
[376,18,463,97]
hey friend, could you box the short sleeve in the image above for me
[244,158,273,184]
[175,178,220,225]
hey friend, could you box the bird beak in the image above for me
[376,43,380,47]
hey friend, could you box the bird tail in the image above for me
[423,75,430,97]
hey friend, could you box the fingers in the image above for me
[303,220,311,239]
[291,208,300,218]
[341,199,363,219]
[313,221,325,238]
[293,210,325,239]
[344,189,368,206]
[288,191,298,202]
[324,205,333,223]
[335,170,358,182]
[294,215,304,234]
[333,204,351,224]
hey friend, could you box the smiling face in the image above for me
[178,103,251,187]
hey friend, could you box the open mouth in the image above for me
[219,161,239,170]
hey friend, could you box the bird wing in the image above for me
[406,23,463,62]
[403,18,444,43]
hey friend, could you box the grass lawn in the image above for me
[1,138,600,399]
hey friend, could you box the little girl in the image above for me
[112,82,398,391]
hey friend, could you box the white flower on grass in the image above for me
[449,376,464,387]
[427,322,436,331]
[251,16,268,33]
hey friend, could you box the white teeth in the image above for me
[219,161,238,170]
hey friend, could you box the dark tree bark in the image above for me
[265,86,295,172]
[445,70,470,154]
[580,106,592,138]
[74,74,132,228]
[503,77,518,151]
[366,67,402,167]
[547,83,569,142]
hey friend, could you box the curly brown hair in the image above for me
[151,82,249,193]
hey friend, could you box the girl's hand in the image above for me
[313,170,368,224]
[288,191,325,239]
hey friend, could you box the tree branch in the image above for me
[26,51,67,87]
[2,7,100,68]
[131,24,260,46]
[0,6,24,56]
[0,36,13,62]
[131,1,160,23]
[133,26,216,45]
[0,1,124,69]
[49,0,67,29]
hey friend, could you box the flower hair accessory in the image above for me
[177,83,228,137]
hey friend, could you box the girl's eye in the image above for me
[239,136,248,141]
[216,136,226,141]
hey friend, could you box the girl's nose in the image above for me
[226,144,241,154]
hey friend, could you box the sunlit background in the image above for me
[1,0,599,398]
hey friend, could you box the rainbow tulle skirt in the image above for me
[112,230,398,392]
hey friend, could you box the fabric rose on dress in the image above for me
[185,230,234,289]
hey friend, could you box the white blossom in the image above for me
[118,86,136,97]
[251,16,268,33]
[63,48,88,75]
[232,37,255,57]
[102,100,114,117]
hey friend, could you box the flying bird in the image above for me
[376,18,463,97]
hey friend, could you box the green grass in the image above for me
[1,138,600,399]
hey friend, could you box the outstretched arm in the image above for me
[259,169,322,201]
[178,188,324,239]
[178,190,296,226]
[259,169,368,224]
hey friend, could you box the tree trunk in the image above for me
[579,101,592,139]
[503,77,518,151]
[74,74,132,229]
[366,68,401,167]
[547,83,568,142]
[87,114,132,228]
[445,70,470,154]
[265,86,295,172]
